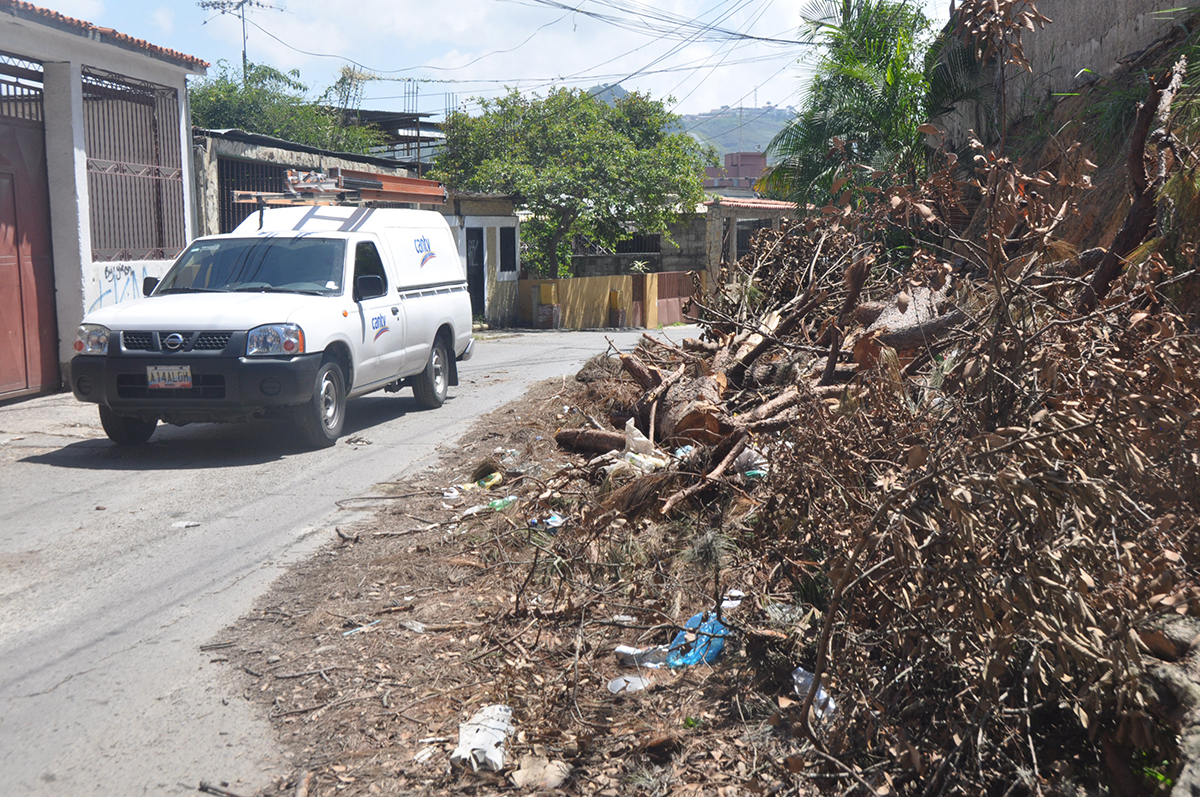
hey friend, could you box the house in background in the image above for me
[704,151,768,197]
[437,192,521,326]
[0,0,206,401]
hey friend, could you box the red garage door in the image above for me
[0,56,57,399]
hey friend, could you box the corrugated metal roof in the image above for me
[196,128,422,171]
[0,1,208,70]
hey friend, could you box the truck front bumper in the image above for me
[71,352,324,424]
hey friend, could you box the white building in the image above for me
[0,1,206,400]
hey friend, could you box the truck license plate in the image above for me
[148,365,192,389]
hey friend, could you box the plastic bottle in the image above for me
[792,667,837,719]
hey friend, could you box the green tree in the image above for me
[189,60,384,154]
[432,88,710,277]
[761,0,933,205]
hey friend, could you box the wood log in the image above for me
[555,428,625,454]
[620,353,660,390]
[874,310,967,350]
[660,375,728,445]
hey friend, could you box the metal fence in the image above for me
[217,157,289,233]
[82,66,185,261]
[0,53,43,122]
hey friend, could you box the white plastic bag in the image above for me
[450,704,514,772]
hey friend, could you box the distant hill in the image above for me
[682,105,794,158]
[587,84,631,106]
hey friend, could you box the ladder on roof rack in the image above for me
[232,167,447,207]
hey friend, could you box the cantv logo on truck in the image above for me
[371,314,389,341]
[414,235,437,267]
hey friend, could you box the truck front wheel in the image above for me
[99,406,157,445]
[413,338,449,409]
[294,360,346,448]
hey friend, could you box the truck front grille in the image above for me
[122,332,153,350]
[119,332,234,353]
[193,332,233,350]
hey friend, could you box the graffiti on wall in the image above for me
[86,261,171,313]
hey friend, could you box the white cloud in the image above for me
[151,6,174,36]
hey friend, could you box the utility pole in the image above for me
[197,0,285,84]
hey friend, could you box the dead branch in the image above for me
[1082,57,1187,309]
[660,431,750,515]
[555,428,625,454]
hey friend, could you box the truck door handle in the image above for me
[391,306,400,316]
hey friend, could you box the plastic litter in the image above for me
[477,472,504,490]
[530,513,567,531]
[615,644,670,669]
[450,704,514,772]
[488,496,517,511]
[666,612,729,668]
[792,667,837,719]
[721,590,746,610]
[443,487,460,500]
[343,619,380,637]
[398,620,427,634]
[608,674,653,694]
[733,446,770,480]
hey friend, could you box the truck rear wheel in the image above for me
[99,406,157,445]
[413,338,449,409]
[294,361,346,448]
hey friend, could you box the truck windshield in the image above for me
[156,238,347,296]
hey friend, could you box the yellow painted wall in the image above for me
[644,273,659,329]
[519,275,634,329]
[517,271,709,328]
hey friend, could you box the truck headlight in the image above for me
[247,323,305,356]
[74,324,110,355]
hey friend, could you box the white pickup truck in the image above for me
[70,206,475,448]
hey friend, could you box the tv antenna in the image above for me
[197,0,287,83]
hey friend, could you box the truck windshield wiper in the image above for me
[156,287,225,294]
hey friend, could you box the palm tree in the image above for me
[761,0,933,205]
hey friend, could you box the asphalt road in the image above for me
[0,325,699,796]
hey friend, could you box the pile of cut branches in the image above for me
[534,28,1200,794]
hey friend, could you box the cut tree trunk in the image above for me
[660,375,729,445]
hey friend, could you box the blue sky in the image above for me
[48,0,951,119]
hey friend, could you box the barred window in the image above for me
[82,67,185,261]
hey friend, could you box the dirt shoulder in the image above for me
[213,374,792,797]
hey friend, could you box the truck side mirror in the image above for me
[355,274,385,301]
[142,276,159,297]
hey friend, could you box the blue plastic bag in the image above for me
[666,612,729,667]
